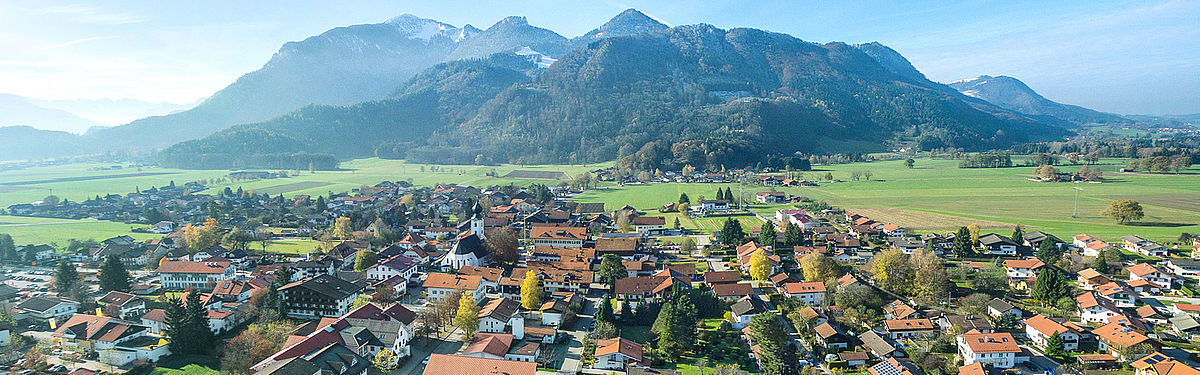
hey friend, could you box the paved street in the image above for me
[393,328,465,375]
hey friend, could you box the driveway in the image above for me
[558,292,598,373]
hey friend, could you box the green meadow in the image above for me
[2,157,1198,245]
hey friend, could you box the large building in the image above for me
[442,233,490,270]
[279,275,365,320]
[252,303,416,372]
[957,331,1020,369]
[422,354,536,375]
[157,259,234,291]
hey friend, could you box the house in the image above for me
[1024,314,1081,351]
[421,354,536,375]
[987,299,1021,319]
[14,296,79,323]
[1136,305,1168,326]
[859,330,904,358]
[957,331,1020,369]
[157,259,235,291]
[1131,353,1199,375]
[423,273,486,304]
[631,216,666,234]
[462,332,514,359]
[776,209,819,229]
[279,274,365,320]
[868,357,925,375]
[1128,263,1178,290]
[1022,231,1062,250]
[292,257,337,280]
[528,225,587,248]
[1078,268,1113,290]
[882,318,937,340]
[712,283,755,300]
[539,298,570,326]
[594,337,644,370]
[756,191,787,204]
[730,296,769,329]
[613,274,685,306]
[1004,258,1045,278]
[211,279,253,302]
[1094,322,1159,359]
[884,300,920,320]
[1077,292,1123,323]
[595,237,640,258]
[978,234,1019,256]
[478,298,524,339]
[781,282,827,306]
[889,237,926,254]
[367,254,419,287]
[704,271,743,287]
[1169,315,1200,340]
[53,314,170,366]
[256,343,372,375]
[838,352,869,367]
[1166,258,1200,279]
[1096,282,1138,307]
[98,291,146,321]
[1123,236,1168,257]
[252,303,417,371]
[815,322,849,351]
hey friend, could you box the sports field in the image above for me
[573,158,1200,244]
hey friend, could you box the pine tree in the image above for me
[678,193,690,204]
[952,226,973,257]
[783,222,803,247]
[719,217,744,246]
[184,291,215,354]
[759,221,777,247]
[1045,332,1066,359]
[55,261,80,293]
[598,254,627,287]
[1011,225,1024,244]
[1037,240,1063,264]
[715,188,724,201]
[1031,269,1070,304]
[163,297,192,353]
[0,234,15,263]
[595,295,615,324]
[98,254,131,292]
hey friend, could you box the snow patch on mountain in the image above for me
[514,46,557,68]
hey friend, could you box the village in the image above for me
[0,172,1197,375]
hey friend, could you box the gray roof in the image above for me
[16,296,75,313]
[859,330,900,357]
[731,296,768,316]
[452,233,488,258]
[987,298,1016,312]
[979,233,1018,247]
[280,274,364,300]
[1171,315,1200,331]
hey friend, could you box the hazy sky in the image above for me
[0,0,1196,115]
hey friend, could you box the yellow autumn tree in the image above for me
[454,292,480,339]
[749,250,773,281]
[967,223,981,246]
[331,216,353,239]
[183,218,221,251]
[520,271,544,310]
[373,348,398,372]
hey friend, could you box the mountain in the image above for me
[448,16,568,60]
[0,126,82,160]
[27,97,197,126]
[85,14,470,150]
[948,75,1126,125]
[0,94,105,134]
[161,23,1065,170]
[572,9,669,47]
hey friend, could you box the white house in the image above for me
[1004,258,1045,278]
[423,273,486,304]
[1024,314,1081,351]
[441,234,490,270]
[594,338,644,370]
[368,254,419,281]
[1128,263,1178,290]
[1077,292,1122,323]
[781,282,827,306]
[958,331,1020,369]
[156,259,235,291]
[477,298,524,340]
[730,296,769,329]
[756,192,786,204]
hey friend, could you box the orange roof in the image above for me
[422,354,536,375]
[1128,263,1166,277]
[458,266,505,282]
[1004,258,1045,270]
[884,318,935,332]
[596,337,643,362]
[528,226,587,240]
[423,273,482,290]
[157,259,230,274]
[959,362,986,375]
[1093,322,1151,349]
[1023,314,1076,336]
[960,331,1019,353]
[783,281,827,294]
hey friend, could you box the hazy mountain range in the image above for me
[0,94,195,133]
[1,8,1173,166]
[947,75,1127,125]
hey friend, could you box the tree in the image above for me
[1090,254,1109,274]
[615,214,633,233]
[1045,333,1066,359]
[315,195,327,211]
[1101,200,1144,224]
[799,254,838,282]
[749,251,772,281]
[715,188,725,201]
[747,312,792,375]
[870,249,913,295]
[520,271,545,310]
[904,158,915,169]
[99,254,131,292]
[219,320,296,374]
[759,221,777,247]
[598,254,627,287]
[835,284,882,310]
[331,216,354,239]
[952,226,973,257]
[682,165,695,177]
[1031,269,1071,304]
[673,217,681,229]
[960,293,992,314]
[595,295,615,324]
[680,237,697,256]
[971,264,1010,296]
[679,193,690,204]
[354,249,379,272]
[183,218,221,251]
[164,293,214,355]
[911,249,948,301]
[1034,165,1058,180]
[454,292,480,339]
[783,222,803,247]
[54,260,80,293]
[1037,240,1062,265]
[1011,225,1024,245]
[485,229,520,265]
[719,218,745,246]
[0,234,15,263]
[652,285,697,361]
[967,223,980,245]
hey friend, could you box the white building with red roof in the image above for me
[156,258,234,291]
[594,337,644,370]
[252,302,417,371]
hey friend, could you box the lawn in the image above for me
[149,354,220,375]
[574,157,1200,243]
[0,214,158,245]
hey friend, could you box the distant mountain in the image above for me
[448,16,568,60]
[28,97,197,126]
[0,94,104,134]
[572,8,669,47]
[948,75,1126,125]
[162,23,1065,170]
[0,126,81,160]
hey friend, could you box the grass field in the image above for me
[0,214,158,245]
[574,158,1200,244]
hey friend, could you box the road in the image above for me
[393,327,465,375]
[557,291,598,374]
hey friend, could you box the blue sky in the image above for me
[0,0,1196,114]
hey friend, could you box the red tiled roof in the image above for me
[422,354,536,375]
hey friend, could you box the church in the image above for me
[440,201,490,270]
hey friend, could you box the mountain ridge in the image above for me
[948,75,1126,125]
